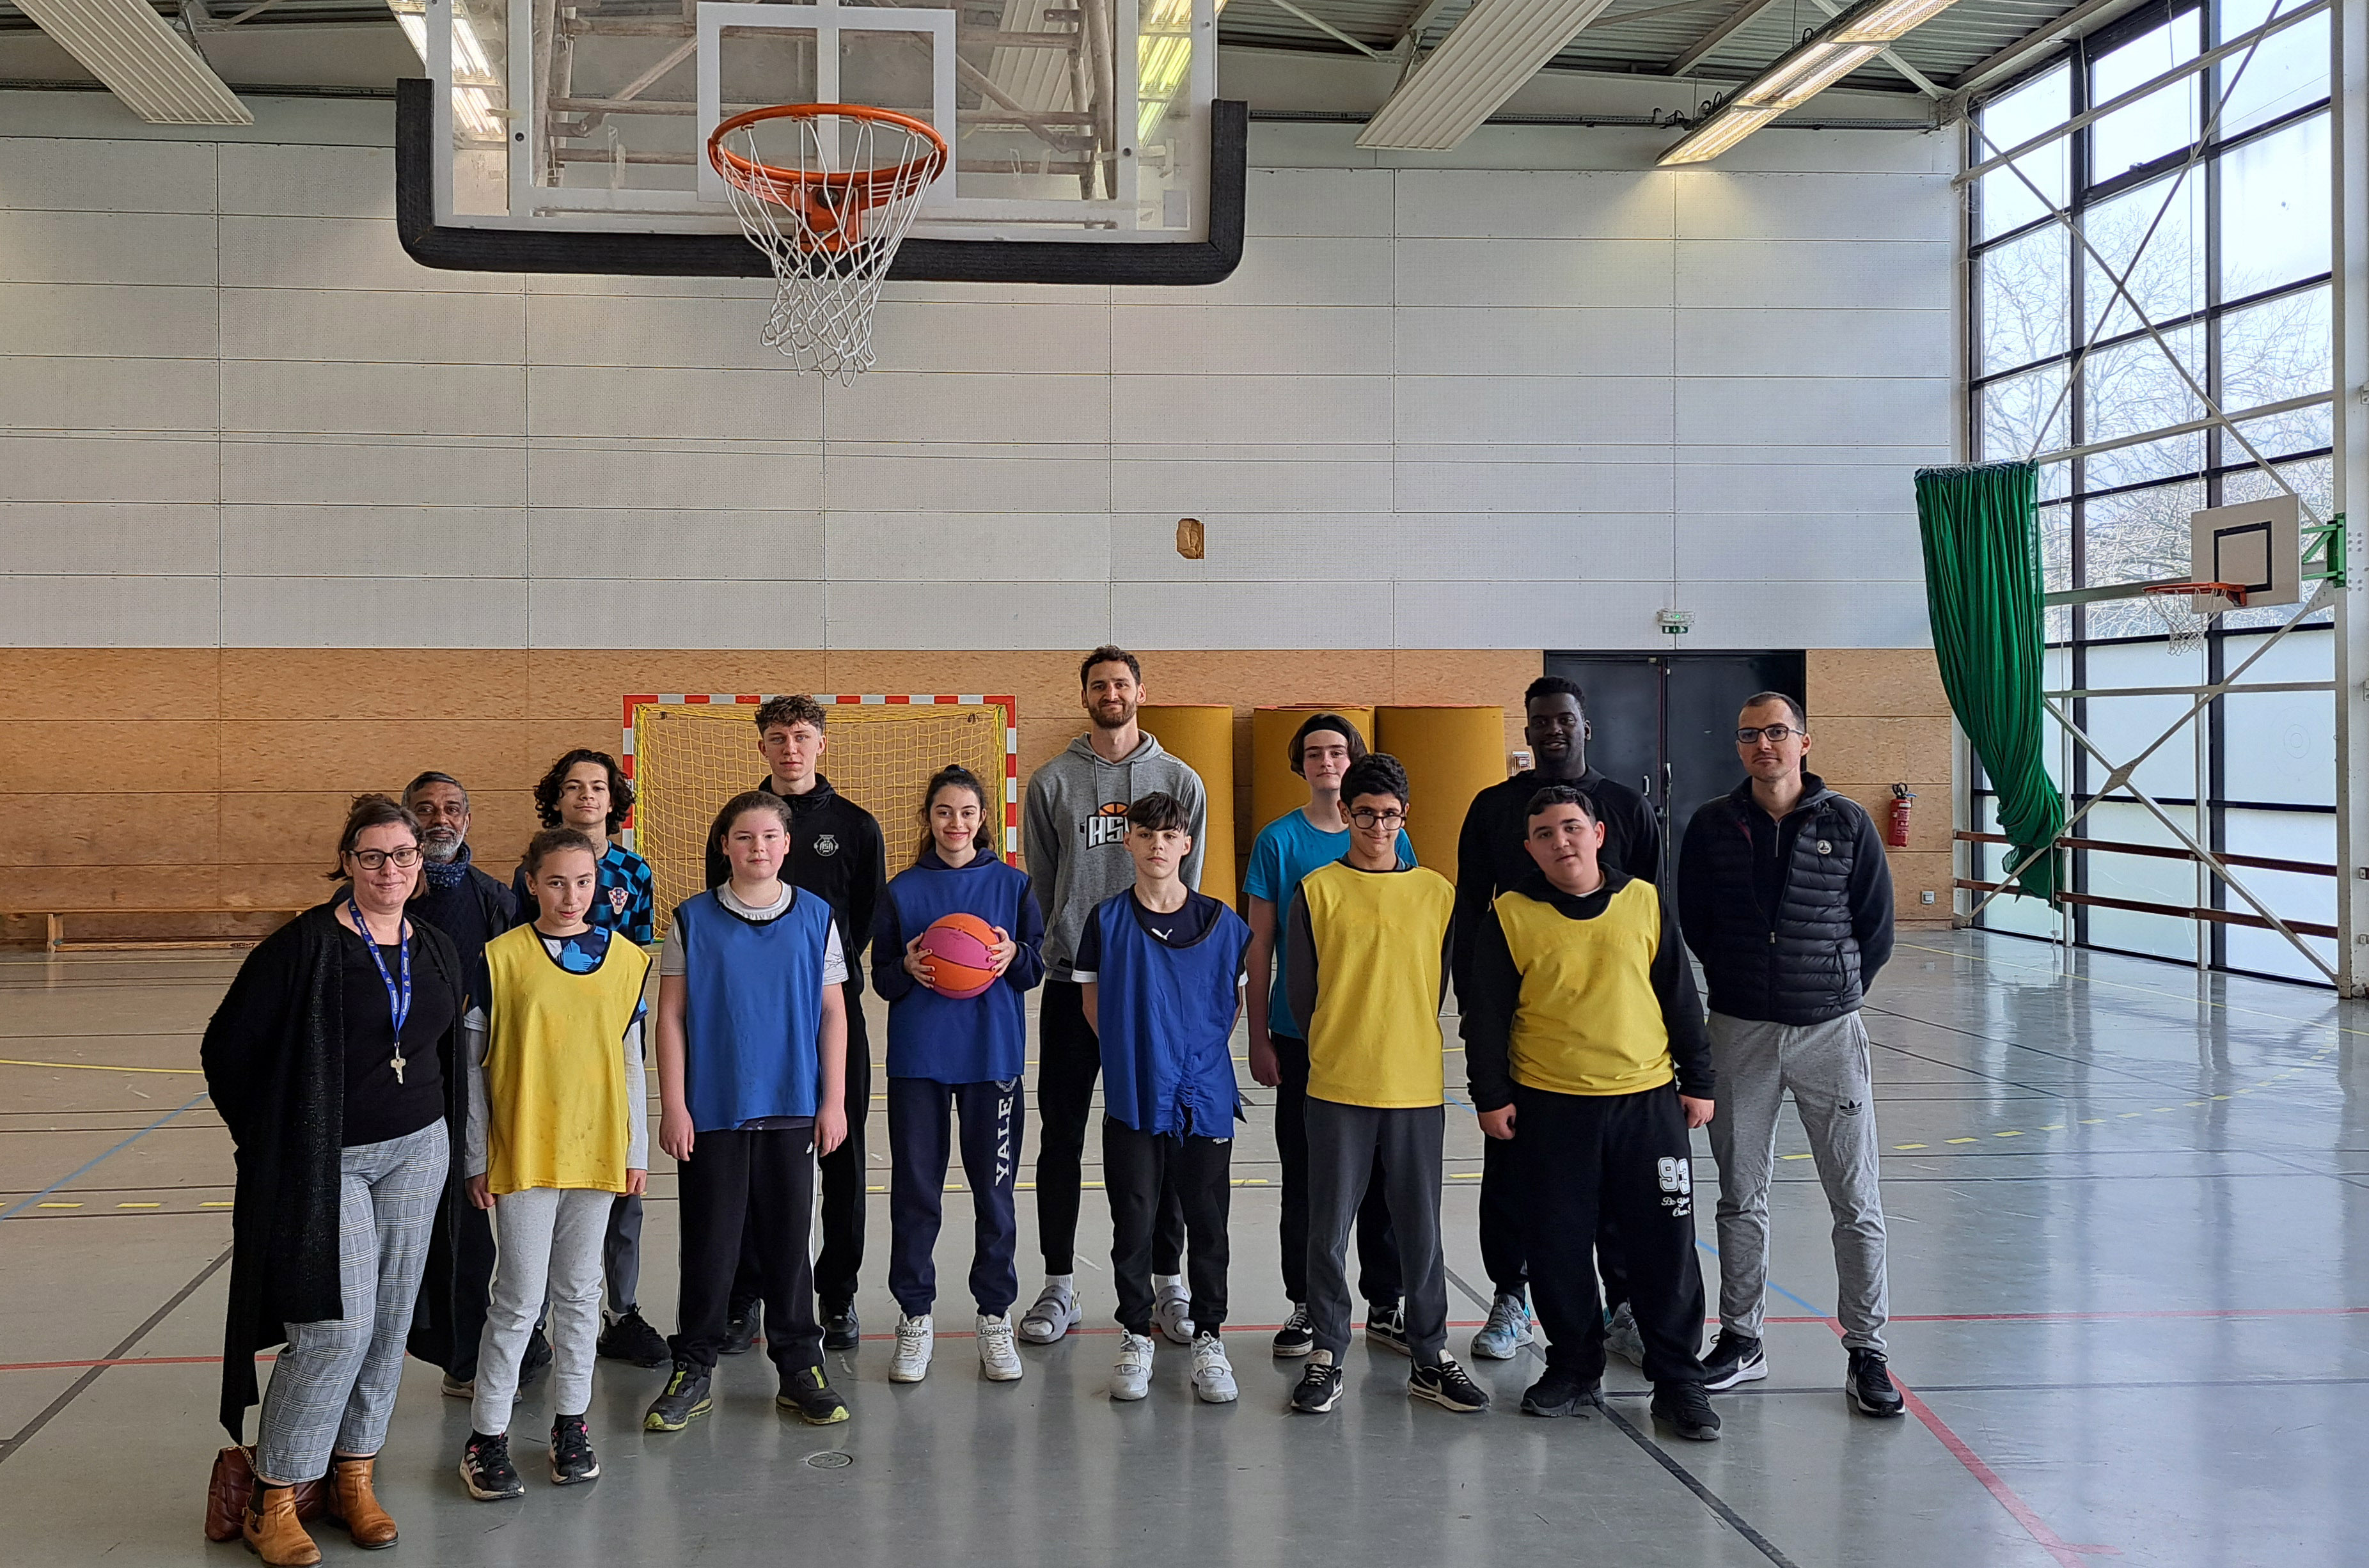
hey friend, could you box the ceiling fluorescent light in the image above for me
[15,0,250,124]
[1831,0,1961,42]
[1357,0,1621,150]
[1749,42,1884,106]
[1733,38,1852,104]
[1657,103,1783,165]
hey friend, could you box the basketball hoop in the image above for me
[2140,581,2247,655]
[707,104,949,379]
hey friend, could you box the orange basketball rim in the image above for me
[707,104,949,254]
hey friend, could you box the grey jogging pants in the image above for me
[1706,1010,1889,1353]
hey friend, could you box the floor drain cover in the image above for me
[805,1451,855,1470]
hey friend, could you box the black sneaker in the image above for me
[459,1431,524,1500]
[548,1414,599,1486]
[778,1365,851,1425]
[519,1327,553,1383]
[1364,1299,1410,1356]
[1409,1356,1491,1413]
[1701,1329,1768,1392]
[1651,1381,1722,1441]
[1289,1351,1344,1414]
[722,1303,761,1356]
[821,1300,861,1352]
[1846,1348,1905,1417]
[597,1308,672,1368]
[643,1360,713,1432]
[1520,1365,1603,1418]
[1271,1303,1315,1359]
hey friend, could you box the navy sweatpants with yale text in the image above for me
[886,1076,1025,1319]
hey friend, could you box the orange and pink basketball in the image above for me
[918,912,999,999]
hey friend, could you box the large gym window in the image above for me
[1963,0,2334,984]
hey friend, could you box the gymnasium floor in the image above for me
[1,929,2359,1568]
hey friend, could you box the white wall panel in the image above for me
[1395,170,1674,240]
[526,444,817,511]
[217,145,395,219]
[1676,173,1953,242]
[224,288,525,365]
[221,574,527,647]
[219,215,520,294]
[1242,168,1395,238]
[1114,237,1393,308]
[1397,375,1675,445]
[1108,511,1389,581]
[0,356,219,432]
[824,374,1110,446]
[1110,452,1393,512]
[1675,375,1951,449]
[1394,578,1667,648]
[826,512,1108,581]
[528,508,823,579]
[525,366,812,442]
[0,435,219,503]
[1685,577,1932,645]
[0,283,216,358]
[222,361,527,437]
[1110,306,1393,377]
[1676,459,1928,514]
[1677,514,1923,581]
[1113,578,1393,647]
[226,438,527,507]
[1676,240,1953,311]
[1398,239,1674,309]
[1126,375,1391,446]
[222,505,528,577]
[864,302,1112,376]
[1395,455,1674,514]
[0,503,217,575]
[828,580,1111,650]
[1398,513,1676,579]
[0,210,216,285]
[0,137,216,214]
[531,577,825,649]
[1676,308,1951,379]
[1395,307,1674,377]
[824,451,1107,513]
[0,575,216,644]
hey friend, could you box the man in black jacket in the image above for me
[1676,693,1902,1418]
[1451,675,1659,1363]
[703,694,888,1352]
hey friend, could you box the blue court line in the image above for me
[0,1092,211,1221]
[1696,1239,1835,1319]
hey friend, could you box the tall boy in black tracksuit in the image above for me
[1461,784,1722,1441]
[704,695,888,1351]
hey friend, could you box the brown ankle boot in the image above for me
[243,1484,323,1567]
[327,1454,399,1549]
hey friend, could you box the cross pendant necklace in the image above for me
[391,1050,406,1085]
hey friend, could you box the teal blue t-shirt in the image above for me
[1243,807,1417,1040]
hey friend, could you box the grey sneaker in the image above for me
[1190,1333,1238,1403]
[1152,1281,1195,1345]
[888,1313,933,1383]
[977,1313,1025,1382]
[1471,1292,1533,1360]
[1604,1301,1647,1368]
[1018,1282,1081,1345]
[1110,1332,1155,1401]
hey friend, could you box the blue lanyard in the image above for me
[349,897,412,1040]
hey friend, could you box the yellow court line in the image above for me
[117,1202,161,1209]
[37,1202,80,1209]
[200,1201,233,1208]
[0,1057,205,1076]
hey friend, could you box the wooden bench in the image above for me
[38,909,308,955]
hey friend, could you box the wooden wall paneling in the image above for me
[0,792,221,864]
[0,719,221,793]
[219,648,530,719]
[0,648,221,719]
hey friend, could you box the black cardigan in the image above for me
[200,901,468,1441]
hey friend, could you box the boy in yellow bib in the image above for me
[458,828,652,1500]
[1461,786,1720,1441]
[1283,753,1489,1416]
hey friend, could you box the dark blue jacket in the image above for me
[872,847,1044,1083]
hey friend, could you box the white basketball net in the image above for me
[710,107,946,380]
[2143,586,2238,655]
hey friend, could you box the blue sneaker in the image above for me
[1471,1292,1533,1360]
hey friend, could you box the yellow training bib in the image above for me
[482,925,651,1195]
[1497,879,1672,1097]
[1302,861,1455,1109]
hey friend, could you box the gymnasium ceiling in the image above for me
[0,0,2113,109]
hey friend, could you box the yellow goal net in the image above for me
[622,694,1018,938]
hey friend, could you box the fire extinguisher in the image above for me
[1887,784,1915,849]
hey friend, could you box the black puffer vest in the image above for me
[1685,774,1869,1024]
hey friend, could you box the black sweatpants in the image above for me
[1037,978,1183,1275]
[887,1075,1023,1319]
[1273,1033,1401,1308]
[1482,1134,1632,1310]
[1513,1083,1706,1388]
[1103,1118,1231,1337]
[1305,1099,1449,1365]
[730,986,870,1315]
[676,1125,821,1374]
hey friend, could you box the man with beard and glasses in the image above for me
[398,772,542,1399]
[1014,646,1210,1347]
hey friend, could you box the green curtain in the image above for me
[1915,461,2065,901]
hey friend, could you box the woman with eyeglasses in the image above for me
[201,793,469,1567]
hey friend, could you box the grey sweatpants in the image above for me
[256,1120,448,1484]
[1707,1010,1889,1352]
[474,1186,612,1435]
[1304,1099,1449,1364]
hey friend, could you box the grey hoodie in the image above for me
[1023,730,1209,979]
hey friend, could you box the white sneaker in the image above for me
[1018,1282,1081,1345]
[977,1313,1024,1382]
[1152,1281,1195,1345]
[1190,1332,1238,1403]
[888,1313,934,1383]
[1110,1331,1155,1401]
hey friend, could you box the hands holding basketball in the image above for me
[906,913,1011,997]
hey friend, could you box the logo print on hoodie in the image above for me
[1084,801,1131,849]
[812,833,840,858]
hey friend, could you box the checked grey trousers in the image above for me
[255,1120,448,1484]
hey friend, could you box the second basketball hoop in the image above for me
[707,104,949,379]
[2140,581,2247,655]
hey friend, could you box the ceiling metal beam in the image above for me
[1804,0,1944,96]
[1665,0,1787,75]
[1944,0,2154,106]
